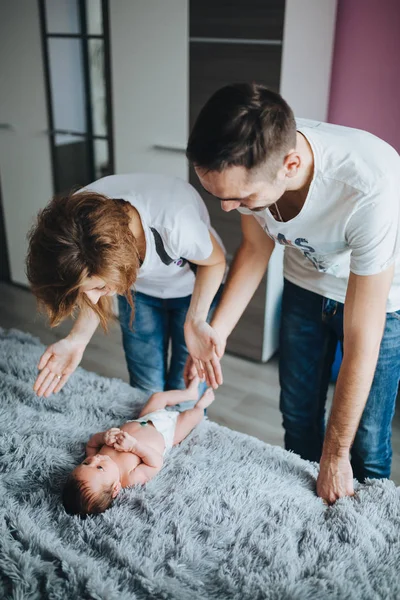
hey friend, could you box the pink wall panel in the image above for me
[328,0,400,152]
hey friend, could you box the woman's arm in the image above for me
[186,232,226,324]
[34,306,100,397]
[68,305,100,344]
[183,232,226,387]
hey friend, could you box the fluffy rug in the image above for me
[0,328,399,600]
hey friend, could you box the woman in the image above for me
[27,173,225,407]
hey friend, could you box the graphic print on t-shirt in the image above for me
[150,227,187,268]
[270,232,329,272]
[239,118,400,310]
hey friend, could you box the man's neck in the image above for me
[274,133,314,220]
[287,132,314,194]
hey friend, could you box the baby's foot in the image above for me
[196,387,215,410]
[186,375,201,401]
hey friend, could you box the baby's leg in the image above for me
[138,376,200,417]
[173,388,215,445]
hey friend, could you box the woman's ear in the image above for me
[112,480,122,498]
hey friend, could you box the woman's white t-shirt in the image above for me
[81,173,224,299]
[239,119,400,312]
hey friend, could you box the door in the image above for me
[109,0,189,179]
[0,0,53,286]
[38,0,115,194]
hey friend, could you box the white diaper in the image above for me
[129,409,179,454]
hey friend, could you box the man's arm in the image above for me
[317,266,394,504]
[185,215,275,387]
[211,215,275,341]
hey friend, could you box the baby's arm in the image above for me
[114,431,163,467]
[113,431,164,485]
[85,428,121,457]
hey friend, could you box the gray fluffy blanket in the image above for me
[0,328,399,600]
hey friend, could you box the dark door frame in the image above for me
[37,0,115,194]
[0,175,11,282]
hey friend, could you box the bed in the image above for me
[0,328,399,600]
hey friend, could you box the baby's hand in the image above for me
[114,431,137,453]
[104,428,121,447]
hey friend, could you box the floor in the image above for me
[0,281,399,485]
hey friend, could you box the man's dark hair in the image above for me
[62,472,114,517]
[186,83,296,173]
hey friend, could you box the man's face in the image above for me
[195,164,288,213]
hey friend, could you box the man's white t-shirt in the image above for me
[81,173,224,299]
[239,119,400,312]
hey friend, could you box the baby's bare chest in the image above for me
[100,421,165,484]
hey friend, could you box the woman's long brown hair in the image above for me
[26,190,139,330]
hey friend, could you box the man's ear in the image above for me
[112,480,122,498]
[283,150,301,178]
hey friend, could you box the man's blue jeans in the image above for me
[279,279,400,481]
[118,287,222,409]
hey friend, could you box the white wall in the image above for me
[110,0,189,180]
[0,0,53,285]
[280,0,338,121]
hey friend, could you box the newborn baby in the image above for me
[62,377,214,517]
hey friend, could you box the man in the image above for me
[183,83,400,504]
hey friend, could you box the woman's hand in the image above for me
[33,336,86,397]
[184,318,226,389]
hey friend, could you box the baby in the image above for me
[62,377,214,517]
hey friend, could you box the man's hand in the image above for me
[104,428,121,447]
[184,318,225,389]
[317,269,394,505]
[317,453,354,505]
[113,431,137,453]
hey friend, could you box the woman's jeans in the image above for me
[279,279,400,481]
[118,287,222,410]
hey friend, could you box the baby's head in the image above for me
[62,454,121,517]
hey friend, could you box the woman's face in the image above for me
[80,276,117,305]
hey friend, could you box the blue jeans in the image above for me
[118,287,222,410]
[279,279,400,481]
